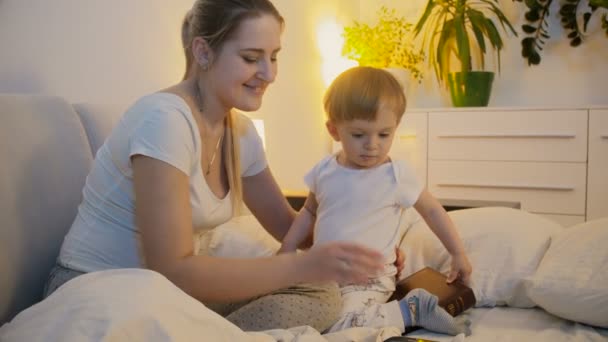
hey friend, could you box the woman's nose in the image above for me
[257,59,277,83]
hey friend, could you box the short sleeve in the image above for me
[303,167,317,193]
[237,114,268,177]
[394,160,424,208]
[303,156,330,194]
[129,109,196,175]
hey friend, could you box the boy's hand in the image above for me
[447,253,472,285]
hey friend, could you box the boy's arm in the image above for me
[278,192,318,254]
[413,189,472,284]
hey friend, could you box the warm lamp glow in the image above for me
[316,19,357,87]
[252,119,266,150]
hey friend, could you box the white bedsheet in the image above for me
[0,269,401,342]
[406,307,608,342]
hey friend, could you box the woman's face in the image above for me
[208,14,282,113]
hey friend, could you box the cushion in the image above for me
[399,207,562,308]
[527,218,608,328]
[0,94,94,324]
[197,215,280,258]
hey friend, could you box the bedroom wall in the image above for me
[2,1,604,191]
[0,0,356,191]
[358,0,608,108]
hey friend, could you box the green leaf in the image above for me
[525,10,541,21]
[437,18,455,81]
[414,1,438,36]
[454,15,471,72]
[529,51,541,65]
[479,0,518,35]
[525,0,539,9]
[590,0,608,7]
[522,24,537,33]
[560,4,577,15]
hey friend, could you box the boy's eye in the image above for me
[379,133,390,138]
[352,133,363,138]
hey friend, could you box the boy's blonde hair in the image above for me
[323,66,406,123]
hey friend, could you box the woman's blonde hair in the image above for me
[324,66,406,123]
[181,0,283,214]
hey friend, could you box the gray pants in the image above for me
[43,264,341,333]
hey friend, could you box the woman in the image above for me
[44,0,385,332]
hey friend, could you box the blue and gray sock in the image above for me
[398,288,471,336]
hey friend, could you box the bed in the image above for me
[1,207,607,341]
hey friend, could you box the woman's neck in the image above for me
[189,78,229,131]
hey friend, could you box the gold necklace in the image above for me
[194,81,224,175]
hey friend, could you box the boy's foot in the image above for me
[398,288,471,336]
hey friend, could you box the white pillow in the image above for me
[197,215,280,258]
[527,218,608,328]
[399,207,562,308]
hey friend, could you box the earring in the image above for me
[197,55,209,71]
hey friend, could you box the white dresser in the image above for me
[394,107,607,227]
[587,109,608,221]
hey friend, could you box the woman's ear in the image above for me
[325,121,340,142]
[192,36,213,69]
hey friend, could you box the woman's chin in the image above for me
[235,99,263,112]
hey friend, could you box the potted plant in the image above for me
[342,6,425,88]
[514,0,608,66]
[413,0,518,107]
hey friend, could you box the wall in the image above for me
[2,1,604,191]
[0,0,357,190]
[0,0,191,110]
[359,0,608,108]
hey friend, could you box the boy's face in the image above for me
[327,105,400,169]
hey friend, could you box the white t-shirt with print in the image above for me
[59,93,267,272]
[304,154,423,277]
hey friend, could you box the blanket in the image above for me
[0,269,402,342]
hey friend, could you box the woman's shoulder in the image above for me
[121,92,195,128]
[131,92,190,115]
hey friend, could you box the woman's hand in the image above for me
[447,252,473,285]
[297,242,384,285]
[394,246,406,279]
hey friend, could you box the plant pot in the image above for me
[447,71,495,107]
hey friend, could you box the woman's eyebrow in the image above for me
[240,47,282,53]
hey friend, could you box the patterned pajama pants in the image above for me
[325,275,405,333]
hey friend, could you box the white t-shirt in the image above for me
[59,93,267,272]
[305,154,423,277]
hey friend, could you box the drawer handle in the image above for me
[436,182,574,191]
[437,133,576,139]
[601,134,608,139]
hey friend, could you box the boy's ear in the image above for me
[326,120,340,141]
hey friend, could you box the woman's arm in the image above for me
[277,193,317,253]
[242,167,296,242]
[413,189,472,283]
[133,156,384,302]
